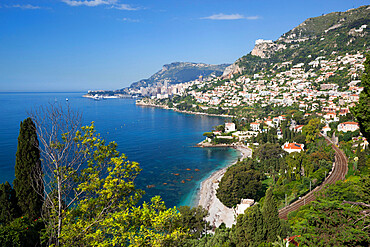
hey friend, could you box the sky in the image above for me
[0,0,368,92]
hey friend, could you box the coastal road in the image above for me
[278,135,348,220]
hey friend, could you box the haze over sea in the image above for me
[0,92,239,207]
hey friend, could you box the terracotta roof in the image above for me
[341,122,359,125]
[283,143,303,150]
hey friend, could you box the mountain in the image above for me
[224,5,369,77]
[125,62,230,90]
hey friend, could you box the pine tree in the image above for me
[13,118,43,219]
[262,187,281,242]
[0,181,19,224]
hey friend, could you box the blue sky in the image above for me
[0,0,368,92]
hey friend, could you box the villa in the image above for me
[337,122,359,132]
[282,142,305,153]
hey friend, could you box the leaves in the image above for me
[217,160,264,208]
[352,54,370,140]
[53,124,187,246]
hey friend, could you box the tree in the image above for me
[289,200,370,246]
[292,111,303,125]
[232,205,265,247]
[0,182,18,224]
[183,223,233,247]
[13,118,43,220]
[30,104,187,246]
[30,104,83,245]
[58,125,187,246]
[262,187,281,242]
[352,54,370,140]
[217,161,264,208]
[0,216,44,247]
[175,206,209,239]
[253,143,286,161]
[302,118,320,143]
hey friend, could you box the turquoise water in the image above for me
[0,92,240,207]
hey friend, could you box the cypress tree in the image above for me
[13,118,43,219]
[232,205,265,247]
[262,187,281,242]
[0,181,19,224]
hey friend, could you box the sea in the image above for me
[0,92,240,208]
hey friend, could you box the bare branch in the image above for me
[342,200,370,208]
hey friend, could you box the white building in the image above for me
[337,122,359,132]
[250,122,260,132]
[235,199,255,215]
[225,122,236,133]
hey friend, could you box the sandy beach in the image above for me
[198,145,252,228]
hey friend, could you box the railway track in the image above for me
[278,136,348,220]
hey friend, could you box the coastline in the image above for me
[197,145,252,228]
[136,101,233,118]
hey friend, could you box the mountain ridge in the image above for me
[123,62,230,91]
[223,5,369,78]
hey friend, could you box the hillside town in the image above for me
[137,51,367,150]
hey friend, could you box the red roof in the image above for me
[341,122,359,125]
[283,143,303,150]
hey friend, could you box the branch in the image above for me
[342,200,370,207]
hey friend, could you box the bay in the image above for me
[0,92,240,207]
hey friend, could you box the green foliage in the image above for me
[62,196,186,247]
[254,143,286,161]
[203,132,214,138]
[183,224,233,247]
[337,129,360,143]
[302,118,320,143]
[13,118,43,220]
[40,123,188,246]
[262,188,281,242]
[176,206,209,239]
[0,182,19,224]
[212,137,238,145]
[352,54,370,140]
[217,160,264,208]
[231,205,265,247]
[357,146,368,173]
[214,124,225,132]
[288,175,370,246]
[0,216,43,247]
[289,200,369,246]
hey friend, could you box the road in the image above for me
[278,136,348,220]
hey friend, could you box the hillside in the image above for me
[138,5,367,119]
[225,5,369,77]
[126,62,229,90]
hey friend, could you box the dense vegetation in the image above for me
[216,160,265,208]
[0,111,211,246]
[288,176,370,246]
[352,54,370,140]
[237,6,369,82]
